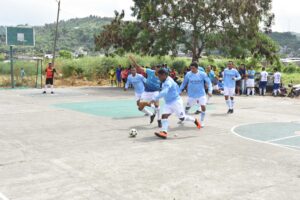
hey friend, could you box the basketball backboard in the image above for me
[6,26,35,46]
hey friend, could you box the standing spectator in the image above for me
[116,65,122,88]
[170,68,177,80]
[109,66,116,87]
[273,68,282,96]
[236,66,243,95]
[259,67,268,96]
[121,67,129,88]
[246,66,256,96]
[20,68,26,82]
[219,67,225,79]
[43,63,58,94]
[239,64,247,95]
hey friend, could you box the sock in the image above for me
[161,119,168,132]
[252,88,255,95]
[142,108,153,116]
[184,115,195,122]
[259,88,262,95]
[226,100,231,109]
[51,85,54,92]
[200,112,206,122]
[263,89,266,95]
[156,107,161,120]
[231,100,235,109]
[247,88,250,95]
[274,90,277,96]
[44,84,48,92]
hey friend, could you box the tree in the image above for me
[131,0,274,61]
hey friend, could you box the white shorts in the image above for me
[187,96,207,107]
[135,93,142,101]
[163,98,185,119]
[246,79,255,87]
[224,87,235,97]
[140,91,159,102]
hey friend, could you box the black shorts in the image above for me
[46,78,54,85]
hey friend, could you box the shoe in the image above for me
[201,121,205,128]
[194,110,202,115]
[231,109,234,114]
[158,120,162,128]
[150,114,156,124]
[51,91,54,94]
[43,91,46,94]
[227,109,231,114]
[194,119,201,129]
[155,131,168,139]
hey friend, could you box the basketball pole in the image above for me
[52,0,61,67]
[9,45,14,88]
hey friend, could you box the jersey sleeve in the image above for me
[179,73,189,92]
[203,73,213,94]
[125,76,131,89]
[235,70,241,81]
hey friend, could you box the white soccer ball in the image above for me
[129,129,138,138]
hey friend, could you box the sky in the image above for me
[0,0,299,32]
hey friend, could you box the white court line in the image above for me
[231,122,300,152]
[267,135,300,142]
[0,192,9,200]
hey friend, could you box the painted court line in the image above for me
[267,135,300,142]
[0,193,9,200]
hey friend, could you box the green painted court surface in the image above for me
[55,100,215,119]
[233,122,300,149]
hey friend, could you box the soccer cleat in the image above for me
[158,120,162,128]
[230,109,234,114]
[227,109,231,114]
[194,110,202,115]
[51,91,54,94]
[150,114,156,124]
[155,131,168,139]
[43,91,46,94]
[194,119,201,129]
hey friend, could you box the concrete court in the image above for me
[0,87,300,200]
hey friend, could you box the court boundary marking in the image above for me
[231,121,300,152]
[0,192,9,200]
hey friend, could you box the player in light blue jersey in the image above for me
[129,55,162,127]
[151,69,201,139]
[246,66,256,96]
[223,61,241,114]
[124,67,153,115]
[180,62,212,127]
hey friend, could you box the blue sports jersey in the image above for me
[144,69,161,92]
[154,77,180,104]
[223,68,241,88]
[180,71,213,98]
[247,70,255,79]
[125,74,146,94]
[208,70,215,82]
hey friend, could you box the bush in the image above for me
[282,63,298,74]
[172,60,187,73]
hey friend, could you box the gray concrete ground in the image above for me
[0,87,299,200]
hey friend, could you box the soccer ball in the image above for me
[129,129,138,138]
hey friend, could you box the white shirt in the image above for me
[260,71,268,82]
[274,72,281,84]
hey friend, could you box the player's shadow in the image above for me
[113,116,145,120]
[210,113,228,117]
[136,135,198,143]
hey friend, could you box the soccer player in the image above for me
[273,68,282,96]
[180,62,212,127]
[43,63,58,94]
[246,66,256,96]
[223,61,241,114]
[124,67,153,115]
[129,56,162,127]
[152,69,201,139]
[259,67,268,96]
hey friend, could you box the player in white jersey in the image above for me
[222,61,241,114]
[273,68,282,96]
[259,67,268,96]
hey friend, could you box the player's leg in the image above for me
[224,87,232,113]
[50,79,54,94]
[199,96,207,127]
[153,100,162,128]
[43,79,49,93]
[259,82,263,95]
[155,103,172,139]
[185,97,196,114]
[176,99,201,129]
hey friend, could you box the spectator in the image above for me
[20,68,26,81]
[236,66,243,95]
[239,64,246,94]
[184,66,190,76]
[121,67,129,88]
[219,67,225,79]
[109,66,116,87]
[170,68,177,80]
[246,66,256,96]
[273,68,282,96]
[207,65,215,83]
[259,67,268,96]
[116,65,122,88]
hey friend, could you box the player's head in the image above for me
[190,62,198,73]
[207,65,211,71]
[262,67,265,71]
[48,63,52,68]
[249,66,253,70]
[131,67,137,75]
[228,61,234,69]
[155,64,162,73]
[274,68,278,72]
[157,68,168,82]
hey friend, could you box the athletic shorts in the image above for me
[246,79,255,87]
[46,78,54,85]
[135,93,142,101]
[224,87,235,97]
[141,91,159,102]
[187,96,207,107]
[163,98,185,119]
[273,83,280,90]
[259,81,267,89]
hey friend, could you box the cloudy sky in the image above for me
[0,0,299,32]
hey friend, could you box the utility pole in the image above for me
[52,0,61,67]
